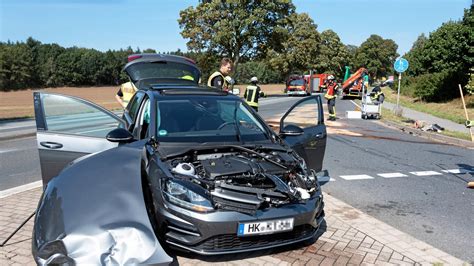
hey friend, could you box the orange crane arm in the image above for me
[342,68,367,90]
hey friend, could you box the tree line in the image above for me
[0,32,397,92]
[0,38,150,91]
[5,0,469,103]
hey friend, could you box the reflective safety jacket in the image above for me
[244,85,263,107]
[370,86,384,102]
[207,71,230,91]
[371,91,384,102]
[324,82,337,100]
[120,82,138,105]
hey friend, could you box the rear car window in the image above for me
[127,61,200,83]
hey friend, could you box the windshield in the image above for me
[289,79,306,86]
[155,97,269,143]
[126,61,200,83]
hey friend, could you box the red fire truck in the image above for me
[286,73,331,96]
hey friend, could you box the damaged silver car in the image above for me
[32,54,327,265]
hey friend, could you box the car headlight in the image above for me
[163,179,214,212]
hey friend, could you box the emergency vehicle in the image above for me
[286,73,331,96]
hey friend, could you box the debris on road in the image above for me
[413,120,444,132]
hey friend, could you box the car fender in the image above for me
[32,142,172,265]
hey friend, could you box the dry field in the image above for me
[0,84,286,120]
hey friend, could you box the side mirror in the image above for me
[279,124,304,136]
[106,128,135,143]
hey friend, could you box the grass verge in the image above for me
[382,87,473,124]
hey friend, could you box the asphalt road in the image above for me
[0,94,473,262]
[320,97,474,263]
[0,136,40,189]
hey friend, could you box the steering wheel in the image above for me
[217,121,237,130]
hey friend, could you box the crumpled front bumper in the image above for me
[158,193,325,255]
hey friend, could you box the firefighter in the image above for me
[370,85,385,105]
[115,81,138,108]
[207,57,234,91]
[244,77,265,112]
[324,75,338,121]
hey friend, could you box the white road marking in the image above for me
[409,171,442,176]
[0,180,42,199]
[0,148,18,154]
[330,178,336,181]
[441,169,472,174]
[350,100,361,108]
[339,174,374,180]
[377,173,408,178]
[0,125,33,130]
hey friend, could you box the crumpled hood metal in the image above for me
[32,143,172,265]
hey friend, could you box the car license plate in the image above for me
[237,218,294,236]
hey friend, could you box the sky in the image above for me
[0,0,471,55]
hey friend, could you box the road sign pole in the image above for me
[393,57,408,115]
[396,72,402,109]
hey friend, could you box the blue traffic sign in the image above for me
[394,58,409,73]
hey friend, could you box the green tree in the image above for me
[37,43,66,87]
[234,60,281,84]
[178,0,295,70]
[143,48,156,53]
[422,22,470,74]
[404,34,428,76]
[354,35,398,79]
[345,44,358,70]
[267,13,320,78]
[0,42,35,91]
[315,30,350,77]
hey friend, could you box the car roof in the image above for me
[149,87,237,98]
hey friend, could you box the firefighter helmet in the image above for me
[328,75,335,80]
[250,76,258,83]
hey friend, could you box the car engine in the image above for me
[164,147,320,215]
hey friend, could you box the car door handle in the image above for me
[40,142,63,149]
[316,134,324,138]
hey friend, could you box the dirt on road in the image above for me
[0,84,286,119]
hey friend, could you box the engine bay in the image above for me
[164,146,320,214]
